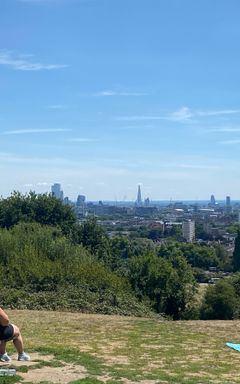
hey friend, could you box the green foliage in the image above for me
[213,243,232,271]
[128,252,196,319]
[0,286,151,316]
[200,279,239,320]
[0,191,76,231]
[71,218,112,265]
[226,223,240,234]
[0,222,152,316]
[0,206,201,318]
[233,231,240,272]
[158,241,220,270]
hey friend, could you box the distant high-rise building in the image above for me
[182,220,195,243]
[136,185,142,206]
[51,183,63,200]
[210,194,216,206]
[76,195,86,206]
[226,196,231,207]
[63,196,70,205]
[144,197,150,207]
[226,195,232,213]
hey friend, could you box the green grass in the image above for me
[1,310,240,383]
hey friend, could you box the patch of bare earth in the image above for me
[1,352,87,384]
[20,363,86,383]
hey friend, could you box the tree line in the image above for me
[0,192,240,319]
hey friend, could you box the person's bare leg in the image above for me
[0,341,6,354]
[11,324,30,361]
[12,325,24,354]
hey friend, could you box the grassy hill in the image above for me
[1,310,240,384]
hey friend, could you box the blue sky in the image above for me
[1,0,240,201]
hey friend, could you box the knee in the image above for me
[12,324,20,339]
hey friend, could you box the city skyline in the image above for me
[6,182,237,205]
[1,1,240,200]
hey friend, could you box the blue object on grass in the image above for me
[226,342,240,352]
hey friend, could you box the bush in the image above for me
[0,286,153,317]
[200,280,239,320]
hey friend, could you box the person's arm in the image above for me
[0,307,10,326]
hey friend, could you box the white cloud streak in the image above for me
[66,137,95,142]
[2,128,70,135]
[218,139,240,145]
[47,105,68,110]
[197,109,240,117]
[0,51,68,71]
[209,127,240,133]
[93,90,148,97]
[116,107,240,123]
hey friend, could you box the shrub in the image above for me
[200,280,239,320]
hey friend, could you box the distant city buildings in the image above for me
[182,220,195,243]
[51,183,63,200]
[144,197,150,207]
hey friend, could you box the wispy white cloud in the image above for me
[170,107,193,122]
[66,137,95,142]
[176,163,220,170]
[115,115,164,122]
[93,90,148,97]
[209,127,240,133]
[47,105,68,110]
[2,128,70,135]
[197,109,240,117]
[115,107,192,122]
[0,51,68,71]
[36,182,52,186]
[218,139,240,145]
[116,107,240,123]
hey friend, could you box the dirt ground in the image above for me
[0,352,87,383]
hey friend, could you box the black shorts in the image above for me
[0,324,14,341]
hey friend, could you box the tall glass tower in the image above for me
[136,185,142,206]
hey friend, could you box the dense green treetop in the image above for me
[0,191,76,231]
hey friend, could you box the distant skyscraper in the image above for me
[226,196,232,213]
[136,185,142,206]
[51,183,63,200]
[226,196,231,207]
[76,194,86,206]
[210,194,216,206]
[182,220,195,243]
[144,197,150,207]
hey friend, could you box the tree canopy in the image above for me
[0,191,76,231]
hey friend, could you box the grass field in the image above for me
[1,310,240,384]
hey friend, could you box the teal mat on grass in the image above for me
[226,342,240,352]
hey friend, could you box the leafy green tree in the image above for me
[110,236,131,275]
[158,241,220,270]
[213,243,231,271]
[165,255,196,319]
[129,252,195,318]
[233,231,240,272]
[147,228,163,241]
[0,191,76,231]
[72,218,112,265]
[226,224,240,235]
[200,280,239,320]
